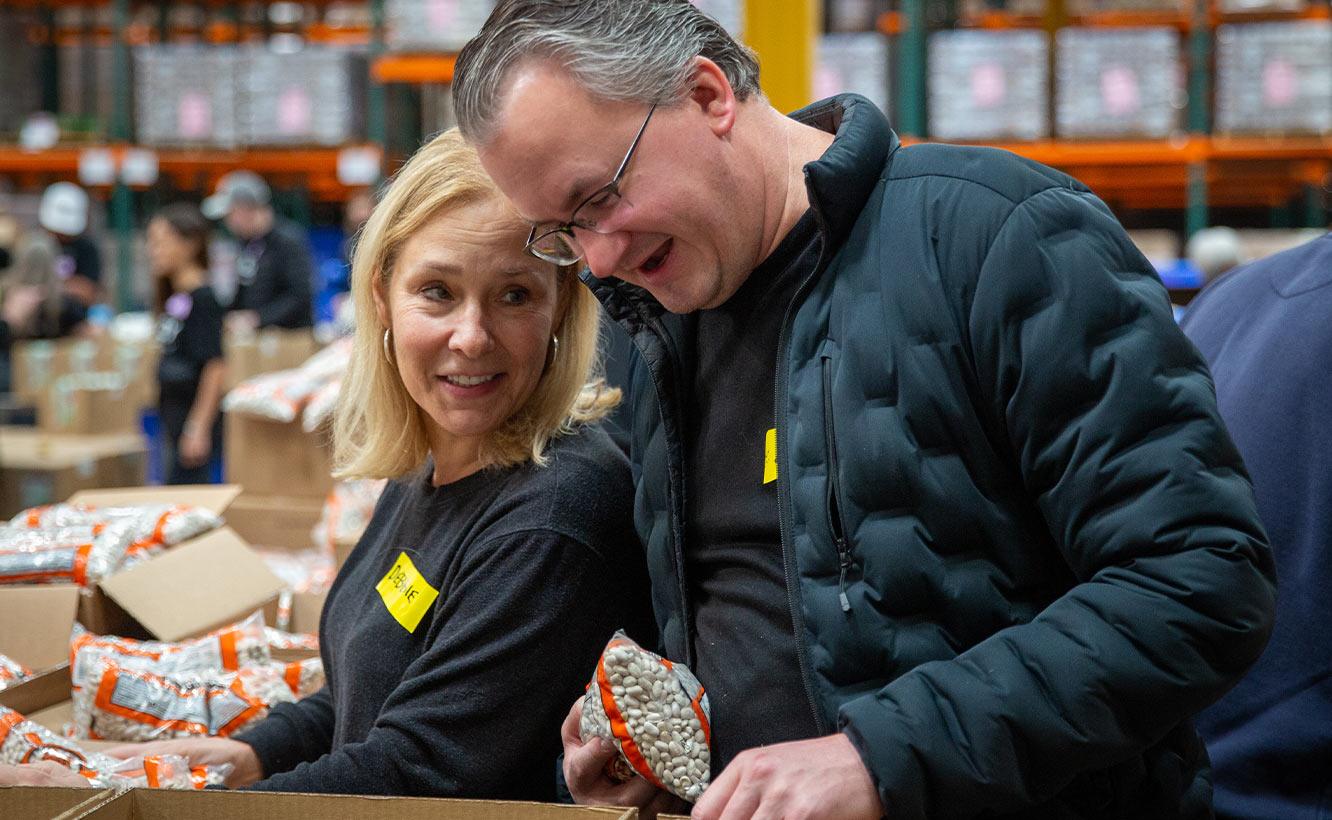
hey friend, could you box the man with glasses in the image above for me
[454,2,1275,818]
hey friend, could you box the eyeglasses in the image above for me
[525,104,657,266]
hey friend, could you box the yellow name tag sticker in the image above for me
[376,552,440,634]
[763,427,778,485]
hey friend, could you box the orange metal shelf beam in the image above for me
[897,136,1331,209]
[881,1,1329,32]
[371,54,456,84]
[0,145,380,201]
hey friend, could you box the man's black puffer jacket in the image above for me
[586,95,1275,818]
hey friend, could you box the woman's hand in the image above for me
[178,426,212,468]
[103,737,264,788]
[0,761,92,788]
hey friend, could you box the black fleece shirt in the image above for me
[686,210,823,771]
[237,425,653,798]
[230,219,314,329]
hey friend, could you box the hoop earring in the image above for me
[382,328,394,364]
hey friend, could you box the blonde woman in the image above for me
[100,130,652,798]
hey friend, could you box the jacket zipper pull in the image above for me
[836,538,852,612]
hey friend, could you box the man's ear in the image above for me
[688,57,739,139]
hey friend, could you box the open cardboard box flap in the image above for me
[0,585,79,672]
[98,527,285,643]
[67,485,241,516]
[77,789,639,819]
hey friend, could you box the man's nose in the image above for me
[576,229,634,280]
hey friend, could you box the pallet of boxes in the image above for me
[0,498,630,817]
[2,333,159,518]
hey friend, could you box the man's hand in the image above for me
[104,737,263,788]
[0,761,92,788]
[562,700,688,819]
[691,734,882,820]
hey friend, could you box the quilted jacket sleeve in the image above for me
[836,185,1276,817]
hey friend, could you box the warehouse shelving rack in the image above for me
[0,0,1327,309]
[882,0,1332,234]
[0,0,389,310]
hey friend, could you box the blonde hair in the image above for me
[332,128,620,480]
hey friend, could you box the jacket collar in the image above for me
[791,93,899,255]
[586,94,899,324]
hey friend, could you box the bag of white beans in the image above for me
[579,631,712,802]
[0,706,230,789]
[72,657,323,742]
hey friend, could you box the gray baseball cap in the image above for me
[202,170,272,220]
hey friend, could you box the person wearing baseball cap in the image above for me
[39,182,102,308]
[204,170,314,332]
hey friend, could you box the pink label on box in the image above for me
[971,63,1007,109]
[178,92,212,139]
[426,0,458,32]
[1262,58,1298,107]
[277,86,313,135]
[1101,65,1141,117]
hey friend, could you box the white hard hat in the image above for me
[39,182,90,236]
[1186,227,1243,281]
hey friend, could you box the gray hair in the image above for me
[453,0,762,144]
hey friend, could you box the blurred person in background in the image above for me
[1181,230,1332,820]
[203,170,314,332]
[0,230,89,392]
[39,181,103,307]
[147,203,226,485]
[0,209,18,269]
[86,130,652,800]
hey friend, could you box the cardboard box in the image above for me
[225,415,333,499]
[0,429,148,519]
[0,786,111,820]
[91,527,284,642]
[9,339,103,405]
[224,328,319,389]
[225,493,324,550]
[77,789,637,819]
[12,484,287,642]
[104,340,160,411]
[38,375,141,436]
[0,585,80,674]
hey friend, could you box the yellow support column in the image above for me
[744,0,819,114]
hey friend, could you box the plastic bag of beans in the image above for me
[0,706,228,789]
[69,613,272,737]
[13,503,223,551]
[0,522,136,586]
[0,654,32,691]
[72,657,322,741]
[580,631,712,802]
